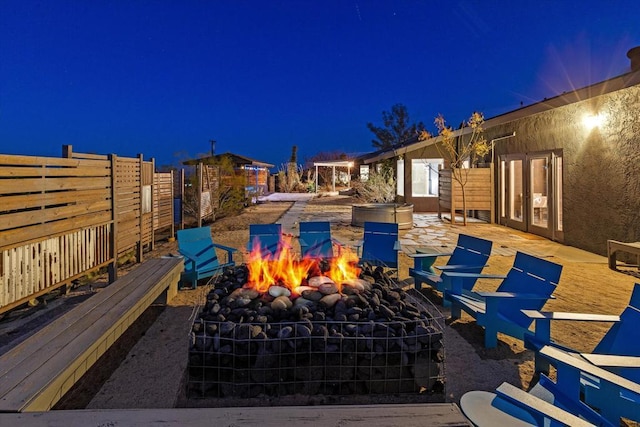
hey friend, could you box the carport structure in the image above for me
[313,160,354,192]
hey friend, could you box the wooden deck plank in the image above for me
[0,260,162,378]
[0,404,471,426]
[0,257,182,412]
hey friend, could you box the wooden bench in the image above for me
[0,403,472,426]
[0,256,183,412]
[608,239,640,270]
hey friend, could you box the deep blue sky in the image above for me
[1,1,639,169]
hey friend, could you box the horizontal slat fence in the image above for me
[0,154,114,313]
[438,167,494,223]
[153,171,174,231]
[0,146,175,315]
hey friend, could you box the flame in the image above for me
[327,246,361,285]
[245,235,361,294]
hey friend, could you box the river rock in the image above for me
[319,293,342,308]
[268,285,291,298]
[318,282,338,295]
[308,275,335,288]
[271,295,293,310]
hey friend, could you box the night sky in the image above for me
[1,1,639,169]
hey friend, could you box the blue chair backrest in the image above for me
[299,221,333,259]
[448,234,493,268]
[249,223,283,260]
[496,252,563,329]
[362,222,399,268]
[177,226,219,272]
[594,284,640,382]
[629,283,640,309]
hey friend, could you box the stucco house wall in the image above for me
[364,66,640,257]
[484,82,640,255]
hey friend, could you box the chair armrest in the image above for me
[436,264,487,271]
[522,310,620,322]
[213,242,237,263]
[178,248,199,262]
[408,252,454,258]
[444,272,507,279]
[212,243,238,254]
[494,383,594,427]
[477,291,554,300]
[522,310,620,347]
[580,353,640,368]
[540,345,640,396]
[446,273,508,295]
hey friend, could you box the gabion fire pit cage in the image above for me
[187,265,445,402]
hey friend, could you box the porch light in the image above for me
[582,113,605,130]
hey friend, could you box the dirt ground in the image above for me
[3,196,637,414]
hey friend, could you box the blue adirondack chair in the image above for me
[461,379,603,427]
[247,223,285,260]
[409,234,493,305]
[177,226,237,288]
[461,345,640,426]
[524,283,640,375]
[357,221,401,278]
[298,221,346,259]
[445,251,563,348]
[523,284,640,422]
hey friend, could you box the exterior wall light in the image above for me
[582,113,605,130]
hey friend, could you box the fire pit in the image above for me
[187,240,445,401]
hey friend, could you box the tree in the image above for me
[432,112,489,226]
[367,104,426,150]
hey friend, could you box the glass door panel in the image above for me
[509,159,523,222]
[555,156,563,232]
[529,157,549,229]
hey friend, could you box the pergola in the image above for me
[313,160,354,193]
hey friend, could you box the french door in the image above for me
[499,151,563,241]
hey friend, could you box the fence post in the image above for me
[197,163,203,228]
[62,145,73,158]
[137,153,144,263]
[150,157,155,251]
[108,154,118,283]
[170,169,175,239]
[180,168,185,230]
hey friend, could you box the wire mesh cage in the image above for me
[187,285,445,400]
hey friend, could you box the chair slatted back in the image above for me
[299,221,334,259]
[248,223,283,260]
[362,222,399,268]
[177,226,219,273]
[497,252,563,329]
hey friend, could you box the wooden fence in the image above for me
[438,167,494,224]
[0,146,174,315]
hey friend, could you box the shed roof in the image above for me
[183,152,274,168]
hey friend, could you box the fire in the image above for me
[245,234,361,294]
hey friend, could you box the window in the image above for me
[396,158,404,196]
[359,165,369,182]
[411,159,443,197]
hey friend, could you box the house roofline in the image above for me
[363,69,640,164]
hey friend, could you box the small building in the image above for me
[183,152,274,196]
[361,47,640,256]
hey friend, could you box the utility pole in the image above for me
[210,139,216,157]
